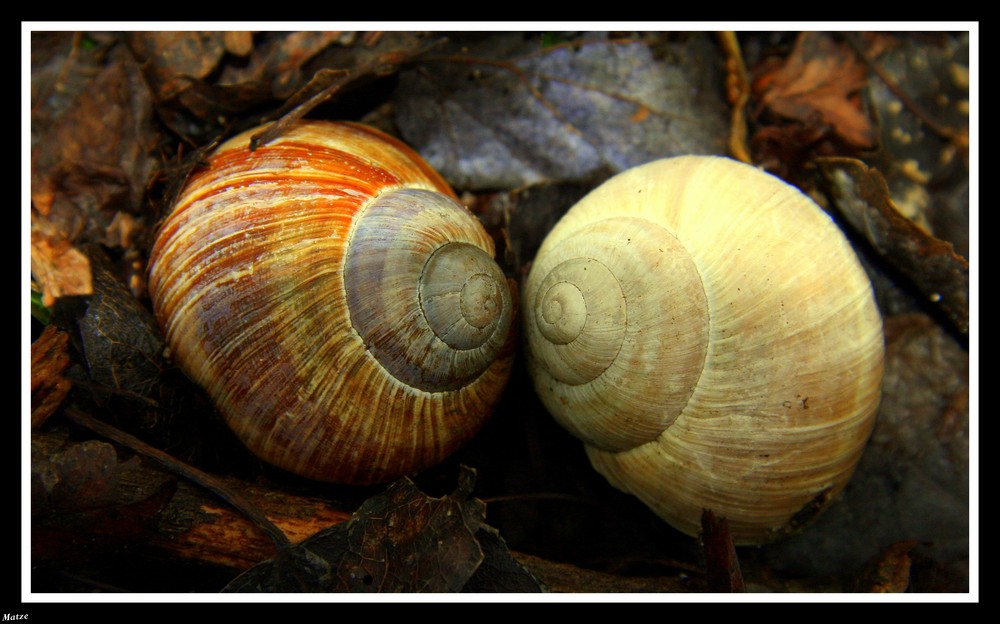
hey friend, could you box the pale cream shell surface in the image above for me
[523,156,884,543]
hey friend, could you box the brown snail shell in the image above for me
[522,156,884,544]
[148,120,515,485]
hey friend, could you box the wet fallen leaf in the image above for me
[30,37,158,308]
[758,313,968,590]
[864,33,970,257]
[224,467,542,592]
[394,33,729,189]
[77,248,166,406]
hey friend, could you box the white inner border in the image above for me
[22,21,979,605]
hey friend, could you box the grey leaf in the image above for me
[395,34,729,190]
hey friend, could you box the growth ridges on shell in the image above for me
[148,120,515,485]
[523,155,884,543]
[524,215,711,452]
[343,187,514,393]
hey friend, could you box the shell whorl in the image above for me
[344,188,512,393]
[148,121,514,485]
[523,156,884,543]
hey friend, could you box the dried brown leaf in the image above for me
[31,46,155,219]
[253,31,357,98]
[226,471,484,592]
[754,32,877,149]
[30,40,158,310]
[856,541,919,592]
[124,31,423,142]
[126,32,228,98]
[125,31,269,138]
[30,217,93,306]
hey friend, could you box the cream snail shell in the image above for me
[148,120,515,485]
[522,156,884,544]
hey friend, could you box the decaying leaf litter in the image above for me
[29,31,971,594]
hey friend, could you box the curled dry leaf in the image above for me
[818,156,969,334]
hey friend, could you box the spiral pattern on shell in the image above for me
[523,156,884,543]
[148,121,515,485]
